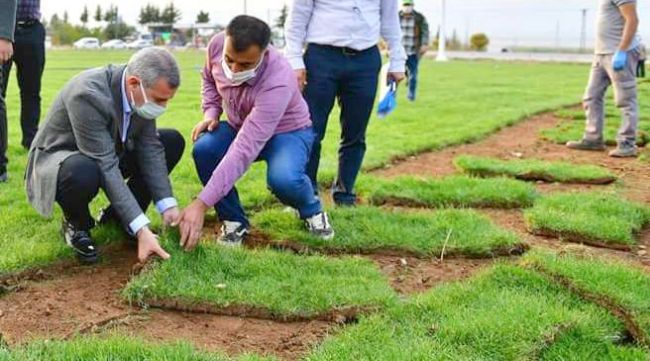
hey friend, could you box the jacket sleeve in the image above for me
[202,39,224,121]
[420,14,430,47]
[66,92,149,233]
[284,0,314,70]
[0,0,17,41]
[380,0,407,73]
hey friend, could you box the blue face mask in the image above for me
[131,81,166,120]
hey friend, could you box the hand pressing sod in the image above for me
[136,226,171,263]
[174,198,210,251]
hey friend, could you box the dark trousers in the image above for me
[0,21,46,172]
[0,66,6,174]
[192,122,322,227]
[406,54,420,101]
[303,44,381,205]
[55,129,185,231]
[638,60,646,78]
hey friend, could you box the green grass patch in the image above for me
[359,175,538,208]
[524,192,650,249]
[0,51,591,274]
[306,264,646,361]
[454,155,617,184]
[123,232,396,321]
[542,82,650,146]
[522,249,650,346]
[252,207,526,258]
[0,335,274,361]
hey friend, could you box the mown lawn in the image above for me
[0,50,589,274]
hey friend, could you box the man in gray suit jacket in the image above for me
[0,0,17,182]
[25,47,185,264]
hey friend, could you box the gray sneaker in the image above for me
[217,221,249,247]
[566,139,607,151]
[609,144,638,158]
[305,212,335,240]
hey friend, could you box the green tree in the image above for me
[63,11,69,24]
[161,2,182,25]
[94,5,102,23]
[80,6,89,26]
[196,10,210,23]
[139,4,161,25]
[470,33,490,51]
[104,21,135,40]
[103,5,118,23]
[274,5,288,30]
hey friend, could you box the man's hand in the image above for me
[162,206,181,228]
[137,227,171,263]
[177,198,209,251]
[419,45,430,57]
[295,69,307,91]
[191,119,219,142]
[0,39,13,63]
[613,50,628,71]
[388,72,406,85]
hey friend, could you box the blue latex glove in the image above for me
[377,81,397,119]
[612,50,628,71]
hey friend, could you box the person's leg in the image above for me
[406,54,419,101]
[262,128,322,219]
[607,49,639,150]
[582,55,611,143]
[123,129,186,212]
[333,46,382,205]
[303,45,341,191]
[191,122,249,226]
[0,65,7,177]
[12,22,46,149]
[55,154,102,231]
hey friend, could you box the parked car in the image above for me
[73,37,100,49]
[101,39,127,49]
[127,39,153,50]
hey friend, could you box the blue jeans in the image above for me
[406,54,419,101]
[303,44,382,205]
[192,122,322,227]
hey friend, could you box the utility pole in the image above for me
[580,8,587,52]
[244,0,248,15]
[436,0,448,61]
[555,20,560,49]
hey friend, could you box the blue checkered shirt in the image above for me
[16,0,40,21]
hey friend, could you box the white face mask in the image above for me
[131,81,166,120]
[403,5,414,13]
[221,52,265,86]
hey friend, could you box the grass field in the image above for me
[3,50,650,359]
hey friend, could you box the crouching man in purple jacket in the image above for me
[176,15,334,249]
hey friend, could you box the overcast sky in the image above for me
[42,0,649,50]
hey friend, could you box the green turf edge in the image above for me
[122,232,397,322]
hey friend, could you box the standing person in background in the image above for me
[637,42,646,78]
[0,0,17,182]
[400,0,430,102]
[0,0,45,181]
[566,0,641,158]
[285,0,406,207]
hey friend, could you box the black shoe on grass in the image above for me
[217,221,249,247]
[62,220,99,265]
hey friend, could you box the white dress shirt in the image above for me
[284,0,407,73]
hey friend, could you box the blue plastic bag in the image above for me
[377,81,397,119]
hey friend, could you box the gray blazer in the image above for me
[25,64,175,227]
[0,0,17,41]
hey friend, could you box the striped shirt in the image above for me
[400,15,417,55]
[16,0,40,21]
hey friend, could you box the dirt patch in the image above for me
[373,111,650,204]
[369,255,493,295]
[463,170,617,185]
[368,196,527,210]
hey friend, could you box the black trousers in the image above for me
[55,129,185,231]
[637,60,646,78]
[0,20,46,172]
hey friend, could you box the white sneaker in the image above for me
[305,212,335,240]
[218,221,249,247]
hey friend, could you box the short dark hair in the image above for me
[226,15,272,52]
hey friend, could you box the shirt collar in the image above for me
[120,69,132,116]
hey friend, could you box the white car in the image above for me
[127,39,154,50]
[73,37,100,49]
[101,39,127,49]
